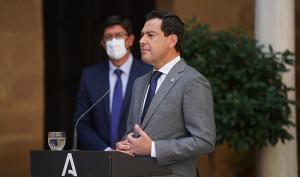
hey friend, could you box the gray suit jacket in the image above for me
[126,59,216,177]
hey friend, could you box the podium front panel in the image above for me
[31,150,172,177]
[31,151,110,177]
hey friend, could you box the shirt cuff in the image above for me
[151,141,157,157]
[104,147,113,151]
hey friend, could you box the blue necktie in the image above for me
[141,71,163,123]
[110,69,123,148]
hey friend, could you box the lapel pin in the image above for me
[171,78,175,82]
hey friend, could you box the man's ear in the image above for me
[167,34,178,49]
[126,34,135,49]
[100,39,106,50]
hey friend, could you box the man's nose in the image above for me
[139,35,146,45]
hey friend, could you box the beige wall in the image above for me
[157,0,254,35]
[156,0,255,177]
[0,0,44,176]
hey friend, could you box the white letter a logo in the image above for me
[61,153,78,176]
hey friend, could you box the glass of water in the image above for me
[48,132,66,151]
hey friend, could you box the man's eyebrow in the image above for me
[141,31,158,35]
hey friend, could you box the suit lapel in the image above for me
[141,60,187,129]
[137,73,152,125]
[101,61,110,121]
[120,59,138,120]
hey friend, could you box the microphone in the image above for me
[72,90,110,150]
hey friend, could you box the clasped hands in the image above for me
[116,124,152,156]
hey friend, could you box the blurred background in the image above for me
[0,0,298,177]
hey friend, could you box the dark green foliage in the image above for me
[182,18,295,151]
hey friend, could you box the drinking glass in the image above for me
[48,132,66,151]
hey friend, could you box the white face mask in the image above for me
[105,38,127,60]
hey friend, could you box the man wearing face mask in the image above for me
[74,15,151,151]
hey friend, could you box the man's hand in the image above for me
[116,139,134,156]
[127,124,152,155]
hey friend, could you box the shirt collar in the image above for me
[109,54,133,76]
[154,55,181,75]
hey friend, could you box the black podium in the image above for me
[31,150,172,177]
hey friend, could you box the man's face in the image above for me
[102,25,134,50]
[139,18,170,66]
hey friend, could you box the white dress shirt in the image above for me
[105,54,133,151]
[140,56,181,157]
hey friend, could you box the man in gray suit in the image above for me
[116,11,216,177]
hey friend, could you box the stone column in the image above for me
[255,0,298,177]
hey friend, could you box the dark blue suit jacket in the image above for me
[74,58,151,150]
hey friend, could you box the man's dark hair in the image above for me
[101,15,133,36]
[145,10,184,52]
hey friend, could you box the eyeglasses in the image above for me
[103,32,128,42]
